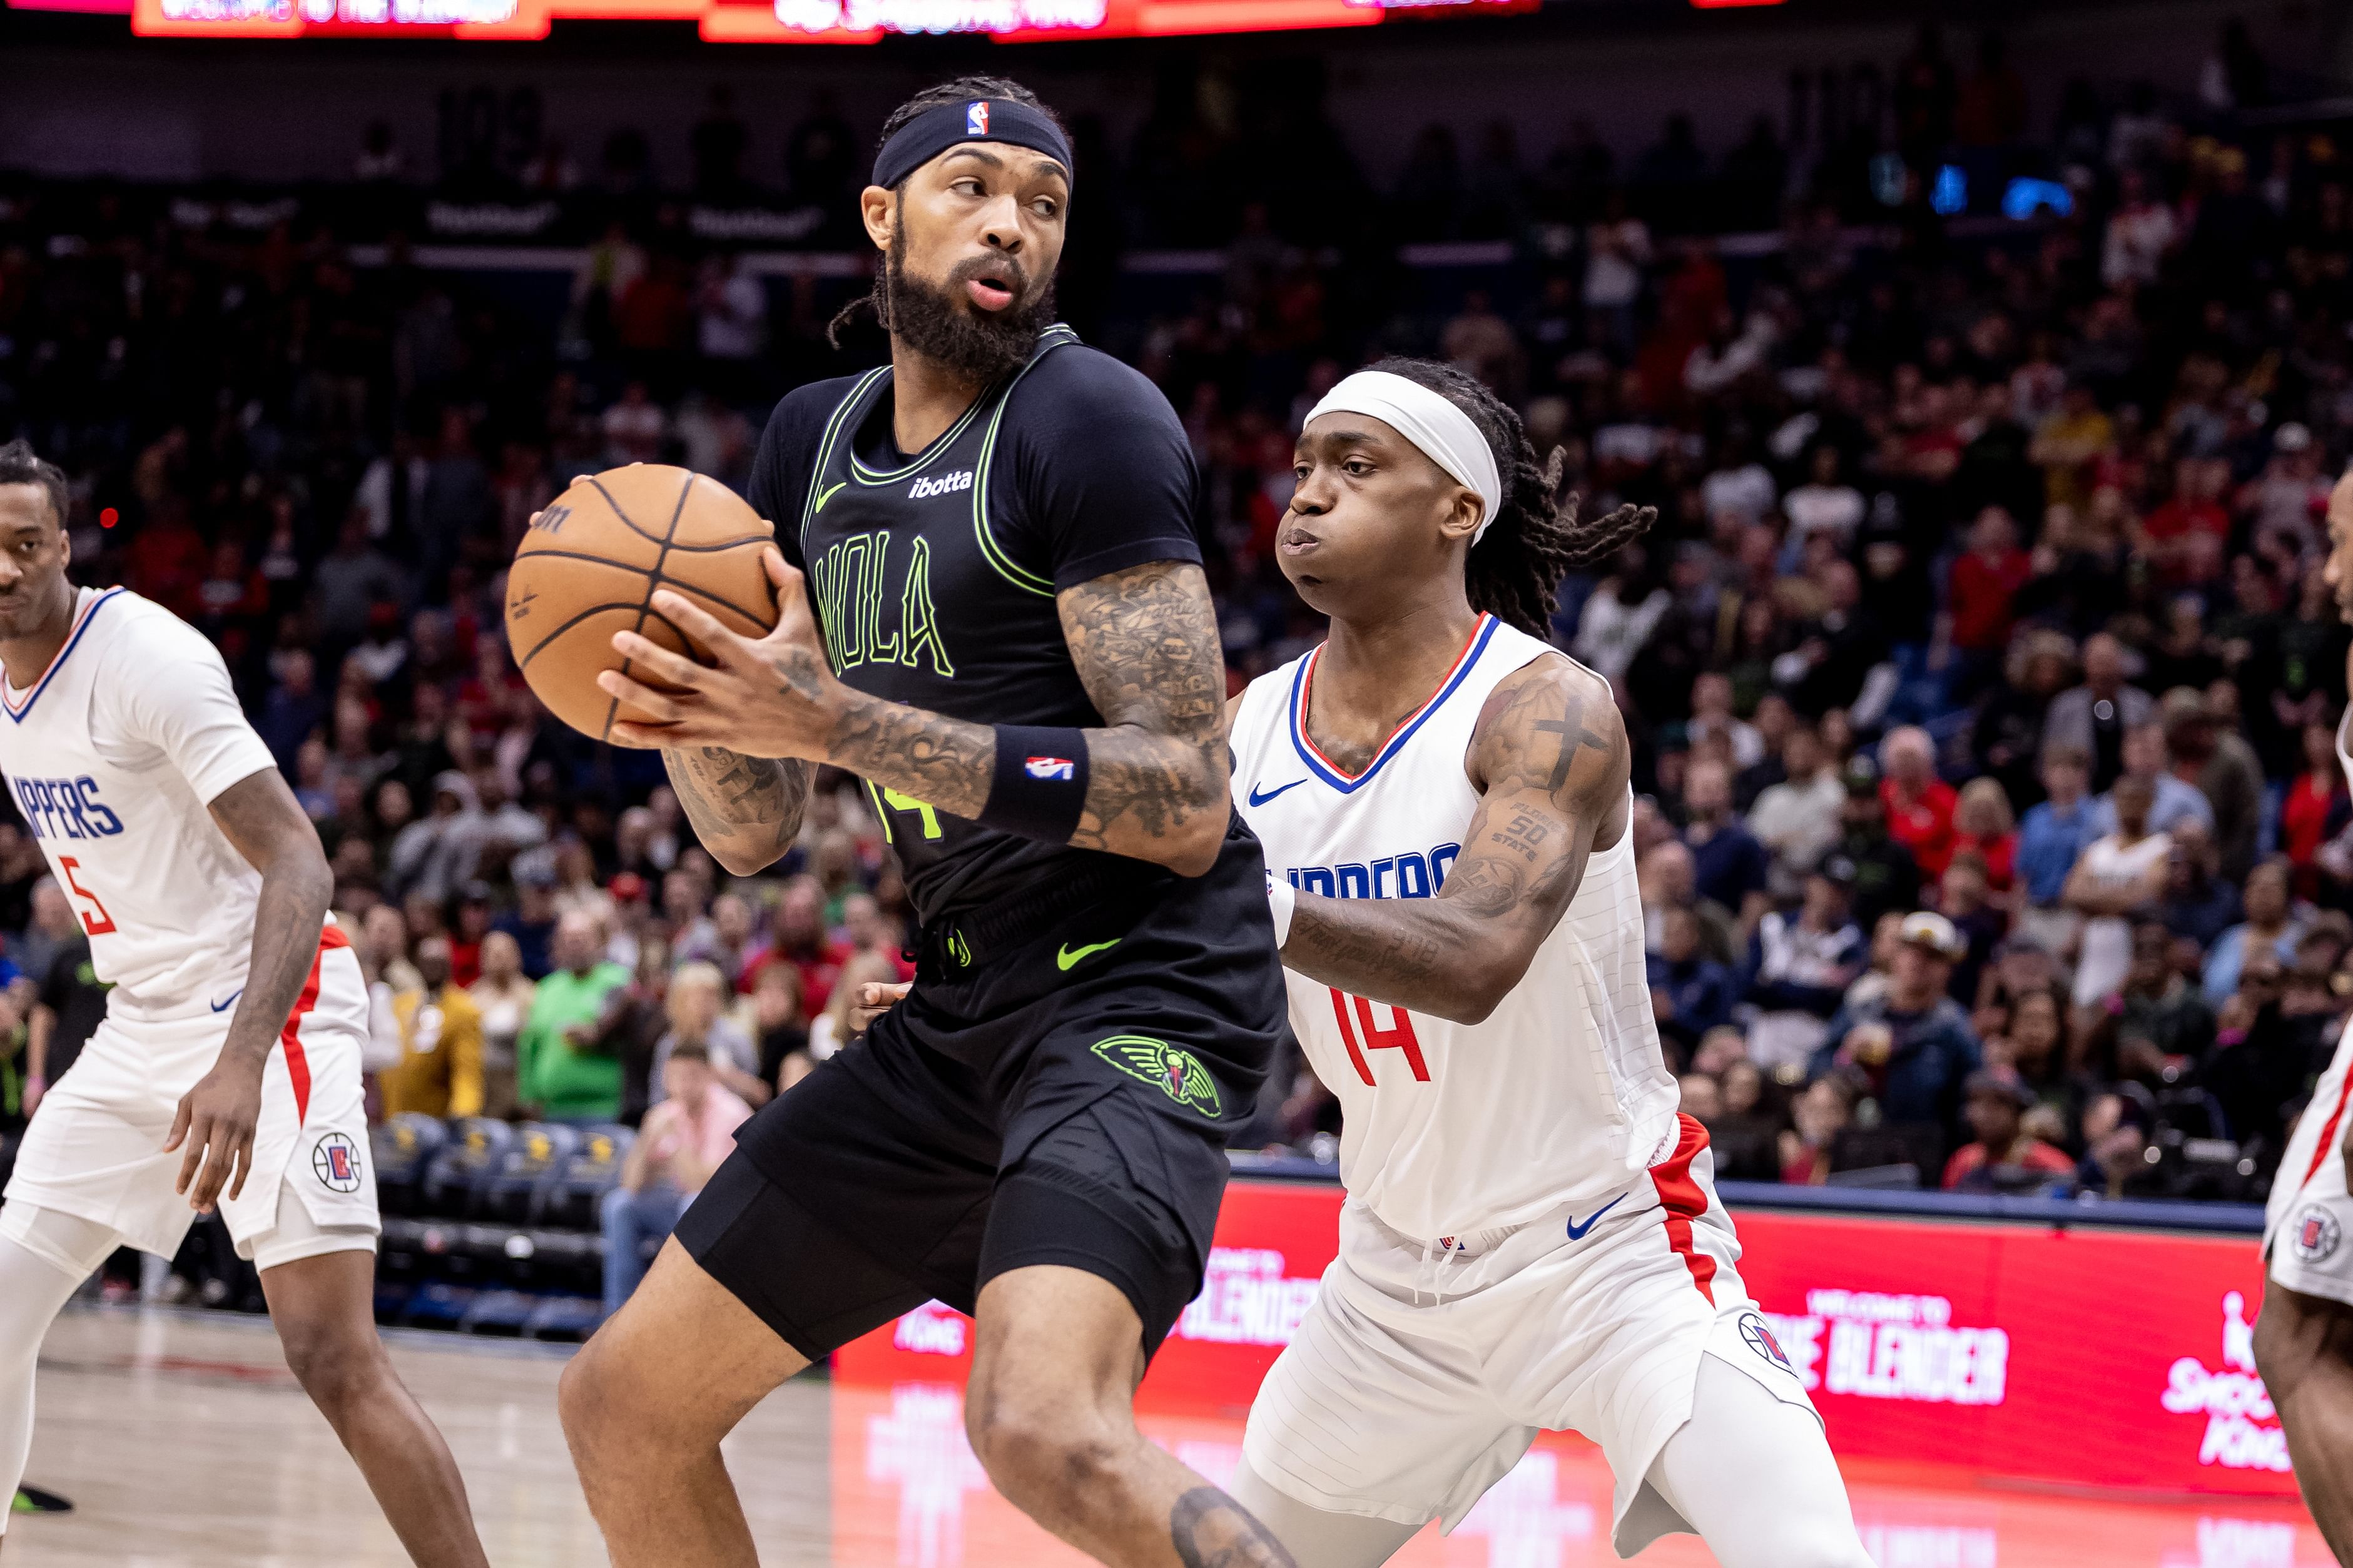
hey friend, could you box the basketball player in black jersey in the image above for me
[556,78,1297,1568]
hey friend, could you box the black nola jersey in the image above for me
[747,326,1209,924]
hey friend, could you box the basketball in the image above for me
[505,463,778,744]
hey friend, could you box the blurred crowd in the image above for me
[0,22,2350,1230]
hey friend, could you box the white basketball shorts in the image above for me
[1241,1114,1818,1557]
[2265,1028,2353,1307]
[3,926,378,1272]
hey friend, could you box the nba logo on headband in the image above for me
[967,102,989,136]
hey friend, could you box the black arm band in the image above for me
[979,726,1091,845]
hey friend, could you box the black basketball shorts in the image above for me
[676,822,1288,1360]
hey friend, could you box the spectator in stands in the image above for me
[22,930,103,1119]
[1779,1071,1861,1186]
[2118,919,2218,1065]
[2090,721,2214,839]
[517,910,632,1125]
[2042,633,2152,793]
[1749,722,1842,896]
[599,1040,751,1321]
[1833,758,1923,933]
[2204,857,2306,1007]
[1811,912,1982,1161]
[1938,854,2004,1004]
[1681,758,1771,935]
[2069,775,2173,1009]
[646,960,763,1109]
[753,876,849,1014]
[1742,859,1867,1073]
[1649,906,1739,1060]
[1948,779,2018,898]
[808,949,902,1062]
[469,929,534,1120]
[748,961,810,1096]
[676,891,757,990]
[11,879,75,999]
[1942,1072,2075,1191]
[2284,719,2351,896]
[492,859,562,979]
[380,934,485,1120]
[1941,507,2032,699]
[1878,727,1958,884]
[2162,687,2264,881]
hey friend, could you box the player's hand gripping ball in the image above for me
[506,465,780,743]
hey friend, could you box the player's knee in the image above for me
[557,1337,629,1464]
[964,1385,1129,1515]
[277,1318,387,1416]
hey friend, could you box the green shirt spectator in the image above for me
[517,911,632,1121]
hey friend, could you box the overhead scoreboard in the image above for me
[38,0,1535,41]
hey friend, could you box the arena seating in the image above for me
[370,1115,636,1338]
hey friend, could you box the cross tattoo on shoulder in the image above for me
[1533,701,1611,792]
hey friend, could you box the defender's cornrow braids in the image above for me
[1363,358,1656,638]
[830,76,1065,351]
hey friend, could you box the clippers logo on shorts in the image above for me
[2294,1205,2342,1263]
[312,1131,364,1194]
[1092,1034,1221,1116]
[1740,1310,1794,1373]
[907,469,974,500]
[1025,756,1075,781]
[967,101,988,136]
[10,776,125,841]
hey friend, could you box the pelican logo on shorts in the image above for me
[2294,1205,2342,1263]
[907,469,973,500]
[312,1131,364,1195]
[967,101,989,136]
[1739,1311,1794,1373]
[1092,1035,1221,1116]
[1025,756,1075,781]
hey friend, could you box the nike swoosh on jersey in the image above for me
[1246,779,1307,806]
[1565,1193,1626,1241]
[208,988,243,1014]
[813,480,847,514]
[1056,939,1120,971]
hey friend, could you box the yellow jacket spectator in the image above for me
[380,934,485,1120]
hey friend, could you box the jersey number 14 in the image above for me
[1329,988,1429,1086]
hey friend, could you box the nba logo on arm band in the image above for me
[979,724,1091,845]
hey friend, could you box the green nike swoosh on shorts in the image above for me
[1056,939,1121,971]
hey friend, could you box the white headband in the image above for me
[1304,370,1504,544]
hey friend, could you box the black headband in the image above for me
[872,99,1074,194]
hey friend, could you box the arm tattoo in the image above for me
[801,560,1229,866]
[1170,1487,1298,1568]
[663,746,813,873]
[1060,560,1228,855]
[1276,660,1627,1023]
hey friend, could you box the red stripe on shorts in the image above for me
[1649,1111,1718,1305]
[2302,1068,2353,1193]
[277,924,348,1126]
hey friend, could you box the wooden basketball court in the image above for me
[8,1305,2330,1566]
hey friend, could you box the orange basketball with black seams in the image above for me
[505,463,778,743]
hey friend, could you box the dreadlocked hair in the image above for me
[828,76,1065,350]
[1363,357,1656,639]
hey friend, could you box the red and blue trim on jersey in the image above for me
[279,923,353,1125]
[1286,614,1501,793]
[2,587,124,726]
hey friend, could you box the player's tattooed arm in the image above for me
[170,767,338,1210]
[1057,559,1231,875]
[1279,656,1629,1024]
[1169,1487,1299,1568]
[660,746,813,876]
[603,552,1231,877]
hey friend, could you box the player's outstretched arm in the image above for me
[659,746,815,878]
[1279,657,1629,1025]
[165,767,336,1211]
[601,552,1231,878]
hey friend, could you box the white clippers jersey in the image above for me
[0,587,278,1019]
[1232,614,1678,1240]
